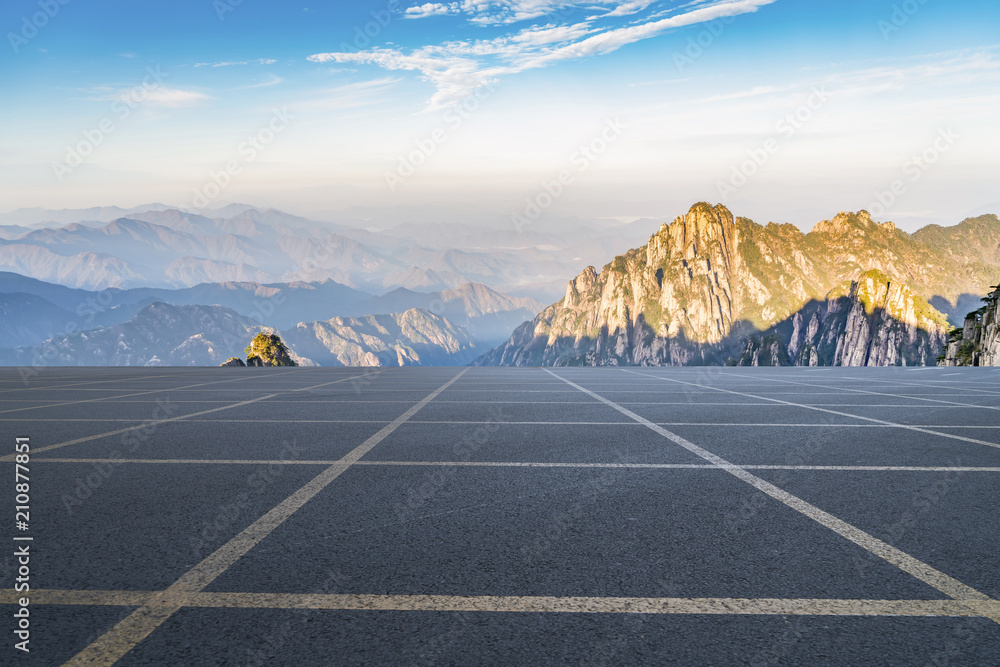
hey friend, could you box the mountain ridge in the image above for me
[477,203,997,367]
[0,302,484,368]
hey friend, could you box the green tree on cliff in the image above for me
[244,333,297,367]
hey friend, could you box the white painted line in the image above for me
[64,368,469,666]
[623,371,1000,451]
[0,371,193,395]
[547,369,999,622]
[0,370,304,416]
[4,588,998,619]
[729,373,1000,412]
[834,375,1000,397]
[27,458,1000,472]
[2,418,999,429]
[0,371,384,461]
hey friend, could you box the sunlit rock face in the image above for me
[478,203,972,367]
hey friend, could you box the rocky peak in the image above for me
[811,210,875,235]
[477,202,985,368]
[564,265,598,308]
[665,202,736,265]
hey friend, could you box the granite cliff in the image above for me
[940,281,1000,366]
[477,203,992,367]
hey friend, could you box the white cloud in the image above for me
[693,84,793,103]
[600,1,654,18]
[293,77,401,112]
[237,74,285,89]
[409,1,663,25]
[310,0,777,108]
[115,87,210,107]
[405,3,459,18]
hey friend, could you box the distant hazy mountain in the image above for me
[0,203,657,302]
[0,271,539,351]
[0,203,176,227]
[0,270,540,366]
[0,293,77,348]
[282,308,484,366]
[0,303,264,367]
[0,302,482,367]
[478,203,999,367]
[350,282,542,342]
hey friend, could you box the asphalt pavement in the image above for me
[1,365,999,665]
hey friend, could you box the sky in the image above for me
[1,0,998,231]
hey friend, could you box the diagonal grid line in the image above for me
[544,369,999,625]
[0,370,384,462]
[624,370,1000,450]
[728,372,1000,411]
[0,369,304,416]
[63,367,469,666]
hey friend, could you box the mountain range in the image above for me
[3,201,998,368]
[0,204,656,303]
[477,203,999,367]
[0,302,487,368]
[0,271,538,367]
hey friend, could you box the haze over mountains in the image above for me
[0,202,611,366]
[0,204,655,302]
[2,201,997,367]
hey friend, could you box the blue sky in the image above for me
[2,0,998,229]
